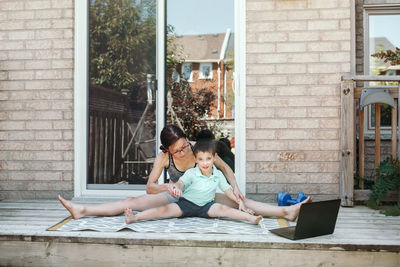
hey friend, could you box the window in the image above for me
[172,69,180,83]
[181,63,192,81]
[364,7,400,132]
[199,63,212,79]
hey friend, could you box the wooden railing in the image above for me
[88,84,156,185]
[88,85,129,184]
[340,75,400,206]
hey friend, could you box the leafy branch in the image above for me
[89,0,156,94]
[165,28,220,140]
[371,47,400,66]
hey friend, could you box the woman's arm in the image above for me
[214,155,244,201]
[223,188,237,203]
[224,188,255,215]
[146,152,171,194]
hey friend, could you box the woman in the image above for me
[59,125,309,221]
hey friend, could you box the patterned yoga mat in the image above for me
[48,214,288,234]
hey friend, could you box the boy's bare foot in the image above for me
[58,195,85,219]
[124,208,138,224]
[284,197,312,222]
[252,215,263,225]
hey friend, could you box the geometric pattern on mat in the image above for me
[54,215,283,235]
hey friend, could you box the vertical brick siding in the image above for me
[355,0,363,75]
[0,0,74,199]
[246,0,352,202]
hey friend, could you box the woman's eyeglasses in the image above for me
[170,140,189,156]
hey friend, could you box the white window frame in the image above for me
[199,63,213,79]
[363,5,400,136]
[181,63,193,82]
[74,0,246,197]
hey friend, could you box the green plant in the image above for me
[380,205,400,216]
[354,173,375,190]
[366,157,400,216]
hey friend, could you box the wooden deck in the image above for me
[0,199,399,266]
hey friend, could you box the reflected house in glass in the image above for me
[172,30,234,119]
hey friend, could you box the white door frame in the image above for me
[73,0,246,197]
[235,0,246,195]
[73,0,88,198]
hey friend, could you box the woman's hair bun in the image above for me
[160,145,168,153]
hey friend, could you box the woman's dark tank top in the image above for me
[166,144,195,182]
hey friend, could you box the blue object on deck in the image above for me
[276,191,307,206]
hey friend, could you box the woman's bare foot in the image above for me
[58,195,85,219]
[124,208,138,224]
[252,215,263,225]
[284,197,312,222]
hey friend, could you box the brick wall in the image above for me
[246,0,352,202]
[0,0,356,201]
[0,0,74,199]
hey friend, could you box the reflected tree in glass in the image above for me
[166,27,219,140]
[88,0,157,185]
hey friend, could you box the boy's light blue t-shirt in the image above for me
[179,165,232,206]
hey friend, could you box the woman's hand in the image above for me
[233,185,245,202]
[238,199,255,215]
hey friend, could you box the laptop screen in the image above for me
[294,199,340,239]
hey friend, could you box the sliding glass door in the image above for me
[75,0,244,196]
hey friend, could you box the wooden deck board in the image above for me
[0,200,399,252]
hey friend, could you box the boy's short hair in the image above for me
[193,140,216,156]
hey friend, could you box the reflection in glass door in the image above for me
[87,0,157,189]
[367,13,400,129]
[166,0,235,145]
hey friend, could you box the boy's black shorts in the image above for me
[176,197,215,218]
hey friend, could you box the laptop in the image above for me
[269,199,341,240]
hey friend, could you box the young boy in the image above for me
[125,140,263,225]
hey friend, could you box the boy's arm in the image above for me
[168,168,193,196]
[223,187,238,203]
[168,180,185,197]
[175,180,185,191]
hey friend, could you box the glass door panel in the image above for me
[87,0,157,189]
[368,13,400,130]
[166,0,235,146]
